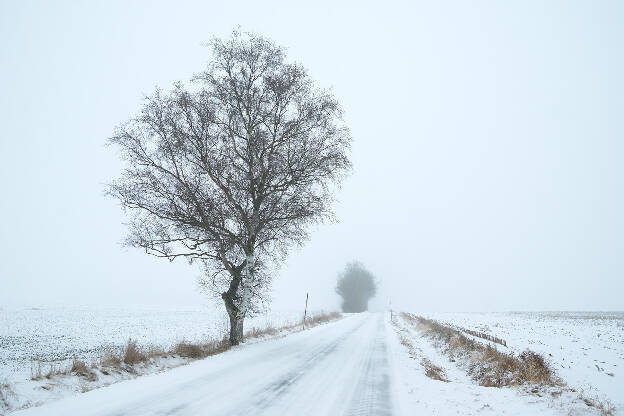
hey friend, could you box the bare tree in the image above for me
[107,31,351,345]
[335,262,376,313]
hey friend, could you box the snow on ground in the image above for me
[388,313,593,415]
[0,306,311,414]
[2,310,621,415]
[0,306,301,371]
[11,314,393,416]
[419,312,623,412]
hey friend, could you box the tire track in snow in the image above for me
[231,317,367,415]
[345,315,393,416]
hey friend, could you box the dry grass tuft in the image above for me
[246,326,279,339]
[146,346,165,360]
[173,337,230,359]
[471,347,555,387]
[517,350,552,384]
[472,346,520,387]
[44,364,68,379]
[306,312,342,327]
[173,342,205,359]
[578,390,616,415]
[202,338,231,357]
[71,358,97,382]
[100,350,122,369]
[597,400,616,416]
[421,358,449,382]
[30,360,69,380]
[123,339,147,365]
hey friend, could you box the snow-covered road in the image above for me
[14,313,397,416]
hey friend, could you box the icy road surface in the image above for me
[15,313,397,416]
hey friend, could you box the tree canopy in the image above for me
[108,31,351,344]
[335,262,376,313]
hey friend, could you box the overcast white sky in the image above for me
[1,0,622,313]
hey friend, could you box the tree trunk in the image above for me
[227,309,244,346]
[221,253,254,346]
[222,290,245,345]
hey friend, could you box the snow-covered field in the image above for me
[419,311,624,413]
[0,306,302,368]
[0,306,308,414]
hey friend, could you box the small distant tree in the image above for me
[107,31,351,345]
[335,262,376,313]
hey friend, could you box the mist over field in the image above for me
[1,0,623,315]
[1,1,622,415]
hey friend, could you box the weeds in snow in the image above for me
[98,340,166,370]
[394,321,449,383]
[1,379,15,410]
[173,342,205,359]
[71,358,97,382]
[577,389,616,416]
[123,339,147,365]
[401,313,557,387]
[79,382,91,393]
[171,311,342,360]
[146,346,166,360]
[173,338,230,359]
[421,358,449,382]
[306,312,342,326]
[100,349,122,369]
[30,360,71,380]
[246,326,279,338]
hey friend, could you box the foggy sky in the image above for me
[1,0,622,313]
